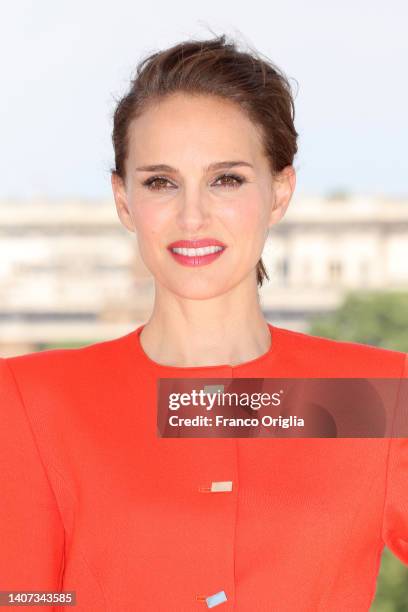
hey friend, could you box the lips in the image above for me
[167,237,227,267]
[167,238,227,249]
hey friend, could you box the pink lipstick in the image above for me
[167,238,227,267]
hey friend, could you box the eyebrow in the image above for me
[134,160,254,172]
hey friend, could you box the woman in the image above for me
[1,34,407,611]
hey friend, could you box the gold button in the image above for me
[210,481,233,492]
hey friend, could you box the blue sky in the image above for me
[1,0,407,199]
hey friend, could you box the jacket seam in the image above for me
[45,463,108,611]
[319,354,407,610]
[4,357,108,610]
[379,353,407,549]
[317,468,382,610]
[4,357,66,590]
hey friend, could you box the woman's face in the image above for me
[112,92,296,299]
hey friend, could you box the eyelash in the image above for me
[142,173,246,191]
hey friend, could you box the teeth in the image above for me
[171,246,224,256]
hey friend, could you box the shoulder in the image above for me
[1,328,137,385]
[272,324,407,377]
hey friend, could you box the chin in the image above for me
[163,278,232,300]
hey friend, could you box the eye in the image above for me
[142,172,247,191]
[212,173,246,188]
[142,176,176,191]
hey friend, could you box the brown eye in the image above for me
[143,176,175,191]
[213,173,245,188]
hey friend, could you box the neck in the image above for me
[139,279,271,368]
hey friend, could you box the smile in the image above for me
[168,245,226,267]
[172,246,223,256]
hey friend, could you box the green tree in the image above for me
[307,290,408,610]
[308,291,408,352]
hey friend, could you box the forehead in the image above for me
[127,93,266,163]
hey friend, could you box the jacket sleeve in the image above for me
[0,356,65,598]
[381,353,408,565]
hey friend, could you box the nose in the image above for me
[176,186,211,232]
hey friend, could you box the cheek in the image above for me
[225,197,268,265]
[132,200,167,247]
[223,196,266,236]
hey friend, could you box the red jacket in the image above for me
[1,323,407,611]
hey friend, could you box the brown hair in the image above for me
[111,33,298,287]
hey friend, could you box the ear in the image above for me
[111,172,136,233]
[268,165,296,228]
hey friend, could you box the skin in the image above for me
[111,92,296,367]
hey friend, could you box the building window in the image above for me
[328,260,342,282]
